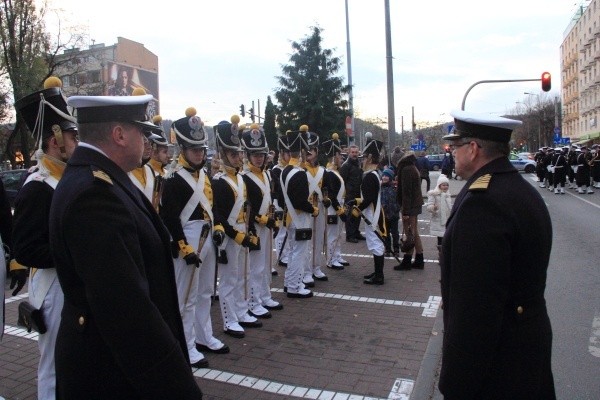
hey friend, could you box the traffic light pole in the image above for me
[461,78,542,111]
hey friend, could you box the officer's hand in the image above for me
[242,234,261,251]
[9,260,27,296]
[351,205,361,219]
[322,198,332,208]
[311,206,319,217]
[213,230,225,247]
[184,252,201,268]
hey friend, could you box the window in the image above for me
[63,75,70,87]
[89,70,101,83]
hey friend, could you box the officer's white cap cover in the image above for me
[67,94,158,138]
[443,110,522,143]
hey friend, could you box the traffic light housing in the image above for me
[541,72,551,92]
[239,104,245,117]
[248,107,255,122]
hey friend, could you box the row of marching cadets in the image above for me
[535,145,597,194]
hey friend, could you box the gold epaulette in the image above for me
[468,173,491,191]
[91,167,113,185]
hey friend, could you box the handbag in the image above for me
[294,228,313,241]
[400,224,415,253]
[17,301,47,334]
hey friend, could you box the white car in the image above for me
[509,154,536,173]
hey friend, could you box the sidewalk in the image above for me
[1,171,463,400]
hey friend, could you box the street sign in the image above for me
[554,126,561,135]
[345,116,353,137]
[447,124,454,133]
[411,143,426,151]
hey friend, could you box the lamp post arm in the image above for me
[461,78,541,111]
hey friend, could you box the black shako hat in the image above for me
[241,123,269,154]
[320,133,342,157]
[443,110,522,143]
[14,77,77,140]
[214,115,242,152]
[362,132,384,158]
[172,107,208,149]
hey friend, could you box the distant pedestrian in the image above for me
[394,151,425,270]
[426,174,452,251]
[390,146,404,168]
[380,169,399,257]
[441,152,454,179]
[416,151,431,191]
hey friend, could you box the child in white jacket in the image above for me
[426,174,452,251]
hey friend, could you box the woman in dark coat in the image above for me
[395,152,425,269]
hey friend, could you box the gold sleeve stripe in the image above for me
[468,174,491,191]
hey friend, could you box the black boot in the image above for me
[363,272,376,279]
[412,253,425,269]
[364,255,384,285]
[394,254,412,270]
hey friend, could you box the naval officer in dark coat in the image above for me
[49,92,202,399]
[439,110,556,400]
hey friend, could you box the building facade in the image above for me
[54,37,160,116]
[561,1,600,144]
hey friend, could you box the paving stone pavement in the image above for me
[1,171,462,400]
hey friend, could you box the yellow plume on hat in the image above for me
[239,124,246,131]
[43,76,62,89]
[299,125,309,132]
[231,115,240,124]
[185,107,197,117]
[152,115,162,124]
[250,123,260,130]
[132,87,147,96]
[332,132,339,139]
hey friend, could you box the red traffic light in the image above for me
[541,72,551,92]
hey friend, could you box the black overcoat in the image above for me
[49,146,202,400]
[439,157,555,400]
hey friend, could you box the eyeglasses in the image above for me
[449,142,470,150]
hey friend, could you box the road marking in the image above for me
[271,289,441,318]
[193,367,414,400]
[589,310,600,358]
[563,189,600,210]
[4,292,28,304]
[3,325,39,341]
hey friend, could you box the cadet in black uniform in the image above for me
[281,130,318,298]
[13,77,80,400]
[346,133,386,285]
[50,92,202,399]
[272,135,291,268]
[551,147,568,194]
[576,145,594,194]
[211,116,261,339]
[160,107,229,368]
[439,110,555,400]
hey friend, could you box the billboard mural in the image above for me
[106,62,159,117]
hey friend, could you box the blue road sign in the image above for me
[554,126,561,135]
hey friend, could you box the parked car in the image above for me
[509,154,536,173]
[517,152,534,160]
[426,154,444,171]
[0,169,28,207]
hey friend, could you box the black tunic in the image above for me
[439,157,555,400]
[49,146,201,400]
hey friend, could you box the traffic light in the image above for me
[239,104,245,117]
[541,72,551,92]
[248,107,255,122]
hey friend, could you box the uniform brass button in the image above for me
[517,306,523,314]
[79,316,85,325]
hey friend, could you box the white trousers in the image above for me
[305,205,325,278]
[248,225,273,312]
[173,220,218,363]
[217,221,249,330]
[36,275,64,400]
[326,219,343,265]
[285,222,310,293]
[363,208,385,256]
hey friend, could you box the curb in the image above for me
[411,305,444,400]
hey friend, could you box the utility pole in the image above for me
[384,0,396,155]
[345,0,355,146]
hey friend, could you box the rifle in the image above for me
[243,201,252,300]
[182,223,211,314]
[151,175,165,213]
[355,208,403,264]
[311,192,318,270]
[322,187,329,257]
